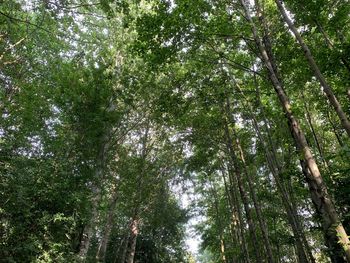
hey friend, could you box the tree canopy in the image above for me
[1,0,350,262]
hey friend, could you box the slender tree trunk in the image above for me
[220,238,228,263]
[224,95,275,261]
[299,160,346,263]
[78,144,108,261]
[233,80,314,263]
[124,121,150,263]
[301,91,329,170]
[255,32,316,263]
[78,145,107,261]
[210,181,228,263]
[228,119,274,263]
[223,118,262,262]
[313,19,350,74]
[326,108,344,147]
[78,186,100,261]
[222,169,239,241]
[221,169,244,263]
[258,119,312,263]
[125,217,139,263]
[274,0,350,138]
[77,100,115,261]
[117,230,131,263]
[78,138,111,260]
[274,216,281,263]
[226,167,251,263]
[96,186,119,262]
[239,0,350,261]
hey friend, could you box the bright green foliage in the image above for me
[1,0,350,262]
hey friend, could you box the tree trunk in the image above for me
[124,123,149,263]
[78,186,101,261]
[299,160,346,263]
[116,229,131,263]
[251,111,313,263]
[221,169,243,263]
[225,167,251,263]
[239,0,350,261]
[326,108,344,147]
[220,238,228,263]
[78,140,109,261]
[223,118,262,262]
[313,19,350,74]
[233,78,314,263]
[77,101,115,261]
[274,0,350,138]
[210,180,228,263]
[301,91,329,170]
[229,119,275,263]
[125,217,139,263]
[96,186,119,262]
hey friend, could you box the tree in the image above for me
[1,0,350,262]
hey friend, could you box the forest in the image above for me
[1,0,350,262]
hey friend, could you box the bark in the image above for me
[326,108,344,147]
[274,216,281,263]
[77,101,115,261]
[252,113,313,263]
[313,19,350,74]
[220,238,227,263]
[78,186,101,261]
[221,169,241,262]
[224,96,274,262]
[96,186,119,262]
[234,76,314,263]
[239,0,350,261]
[210,181,228,263]
[78,147,108,260]
[123,122,150,263]
[116,230,131,263]
[125,217,139,263]
[223,118,262,262]
[78,150,106,260]
[229,120,275,263]
[301,91,329,170]
[225,167,251,263]
[300,161,346,263]
[274,0,350,138]
[222,170,239,241]
[250,11,318,263]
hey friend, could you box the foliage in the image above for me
[1,0,350,262]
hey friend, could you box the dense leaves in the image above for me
[1,0,350,263]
